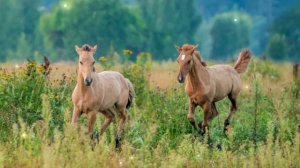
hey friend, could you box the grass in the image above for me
[0,58,299,167]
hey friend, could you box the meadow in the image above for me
[0,54,299,167]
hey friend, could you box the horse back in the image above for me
[208,65,241,101]
[95,71,129,109]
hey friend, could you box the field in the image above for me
[0,57,299,167]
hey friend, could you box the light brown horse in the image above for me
[72,44,135,148]
[176,44,251,134]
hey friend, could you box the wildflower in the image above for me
[123,49,133,56]
[99,56,108,63]
[37,65,46,74]
[21,132,27,139]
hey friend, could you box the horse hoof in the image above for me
[224,125,232,136]
[92,131,99,143]
[198,121,203,129]
[224,119,230,127]
[115,137,122,150]
[223,128,228,135]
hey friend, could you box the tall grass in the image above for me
[0,58,299,167]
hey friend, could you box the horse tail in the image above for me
[125,78,135,109]
[234,49,252,74]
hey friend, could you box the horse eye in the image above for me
[187,60,191,64]
[80,61,83,65]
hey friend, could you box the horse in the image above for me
[175,44,251,135]
[71,44,135,149]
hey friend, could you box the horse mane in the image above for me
[82,44,92,52]
[181,44,194,52]
[181,44,206,66]
[194,51,207,67]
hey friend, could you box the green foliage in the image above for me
[0,61,72,141]
[7,34,32,62]
[122,52,152,106]
[0,0,23,61]
[271,5,300,63]
[267,33,288,61]
[39,0,142,61]
[210,11,252,60]
[0,0,42,61]
[137,0,201,59]
[0,59,299,166]
[248,59,281,81]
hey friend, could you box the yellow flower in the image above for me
[123,49,133,56]
[37,65,46,74]
[99,56,108,63]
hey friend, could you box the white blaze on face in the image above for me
[181,54,186,60]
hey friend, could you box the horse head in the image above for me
[175,44,198,83]
[75,44,97,86]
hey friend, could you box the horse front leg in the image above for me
[199,102,212,135]
[187,99,199,131]
[87,111,97,138]
[71,106,81,125]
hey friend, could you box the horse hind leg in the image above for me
[99,109,115,137]
[224,94,238,133]
[115,105,127,150]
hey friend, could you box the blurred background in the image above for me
[0,0,299,64]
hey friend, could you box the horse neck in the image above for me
[187,55,210,90]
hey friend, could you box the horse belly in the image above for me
[99,80,123,110]
[213,79,232,102]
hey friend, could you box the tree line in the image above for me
[0,0,299,64]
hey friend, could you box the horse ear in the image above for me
[175,45,181,52]
[91,45,98,54]
[192,44,199,51]
[75,45,81,55]
[191,44,199,53]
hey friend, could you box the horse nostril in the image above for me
[178,75,185,83]
[178,76,182,82]
[84,78,93,86]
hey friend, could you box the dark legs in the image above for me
[115,106,127,150]
[187,94,238,135]
[199,102,219,135]
[187,100,219,135]
[224,94,237,133]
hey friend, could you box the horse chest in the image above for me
[187,91,209,106]
[76,95,99,113]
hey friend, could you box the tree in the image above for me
[0,0,23,61]
[39,0,143,61]
[210,12,252,60]
[271,5,300,78]
[0,0,42,62]
[137,0,201,59]
[7,34,32,62]
[266,33,288,61]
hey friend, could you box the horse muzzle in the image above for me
[84,78,93,86]
[177,73,185,83]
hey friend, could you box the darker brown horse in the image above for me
[176,44,251,134]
